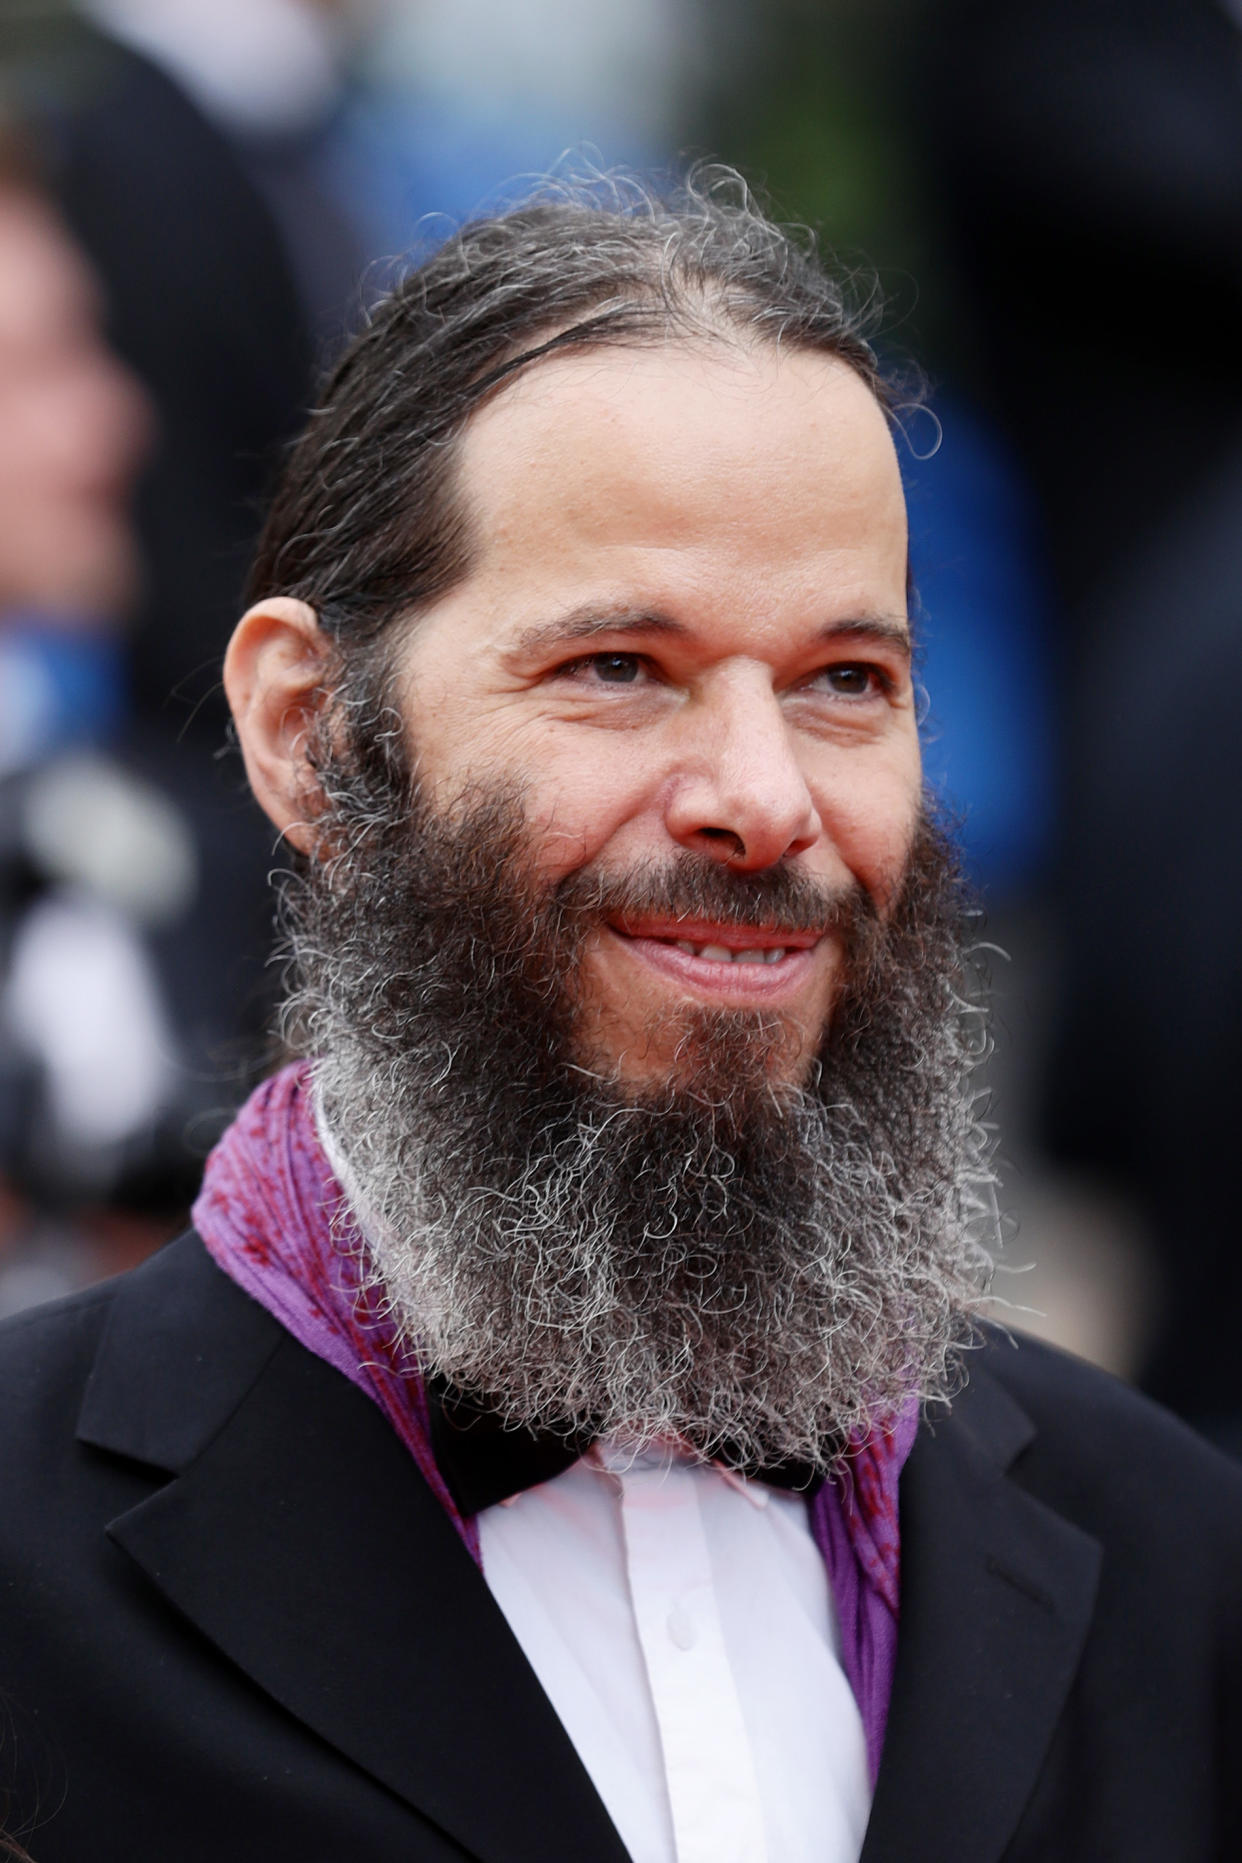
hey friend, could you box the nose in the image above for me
[662,672,822,870]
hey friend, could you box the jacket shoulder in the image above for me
[966,1324,1242,1539]
[0,1233,280,1486]
[0,1272,123,1430]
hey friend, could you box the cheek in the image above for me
[399,664,670,876]
[519,755,664,882]
[817,761,923,910]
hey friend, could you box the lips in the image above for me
[611,916,820,954]
[602,917,826,1000]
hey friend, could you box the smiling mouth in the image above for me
[607,919,822,975]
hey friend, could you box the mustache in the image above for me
[553,849,877,943]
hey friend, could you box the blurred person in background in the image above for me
[0,8,317,1306]
[0,113,163,1301]
[0,136,147,634]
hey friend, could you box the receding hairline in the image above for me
[244,165,912,658]
[430,277,892,461]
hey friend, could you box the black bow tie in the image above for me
[424,1375,826,1517]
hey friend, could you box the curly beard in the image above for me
[279,749,996,1471]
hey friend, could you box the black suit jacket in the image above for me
[1,1233,1239,1860]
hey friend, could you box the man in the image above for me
[0,173,1239,1862]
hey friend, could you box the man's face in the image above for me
[264,340,987,1452]
[391,341,921,1091]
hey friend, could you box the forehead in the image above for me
[450,340,908,623]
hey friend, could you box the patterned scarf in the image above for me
[193,1060,916,1783]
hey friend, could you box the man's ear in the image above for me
[224,597,333,853]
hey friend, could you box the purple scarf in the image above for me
[193,1060,915,1782]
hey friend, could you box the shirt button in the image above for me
[667,1606,697,1651]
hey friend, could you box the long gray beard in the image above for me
[283,774,996,1471]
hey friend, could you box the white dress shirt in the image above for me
[478,1437,871,1863]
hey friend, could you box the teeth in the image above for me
[670,940,788,965]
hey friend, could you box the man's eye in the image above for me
[580,653,643,684]
[818,663,882,698]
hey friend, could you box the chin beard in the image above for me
[279,752,996,1472]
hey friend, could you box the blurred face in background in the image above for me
[0,187,152,622]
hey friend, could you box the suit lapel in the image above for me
[861,1357,1102,1863]
[82,1242,1102,1863]
[79,1237,630,1863]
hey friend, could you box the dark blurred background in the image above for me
[2,0,1239,1448]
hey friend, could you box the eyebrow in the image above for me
[510,606,684,659]
[509,604,912,662]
